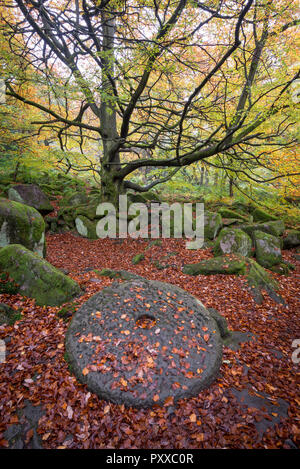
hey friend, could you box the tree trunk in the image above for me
[13,160,21,182]
[100,8,122,203]
[200,166,204,185]
[229,177,234,197]
[214,171,219,185]
[205,168,209,186]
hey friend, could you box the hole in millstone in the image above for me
[136,314,156,329]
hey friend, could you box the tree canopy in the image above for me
[0,0,299,200]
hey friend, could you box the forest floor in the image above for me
[0,232,299,449]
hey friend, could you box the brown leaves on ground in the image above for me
[0,233,299,449]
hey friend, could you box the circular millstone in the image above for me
[65,278,223,408]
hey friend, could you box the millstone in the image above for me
[65,278,223,408]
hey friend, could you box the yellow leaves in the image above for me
[146,356,155,368]
[120,377,128,387]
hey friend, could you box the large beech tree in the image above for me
[1,0,299,201]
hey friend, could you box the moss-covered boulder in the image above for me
[0,198,46,257]
[231,201,252,214]
[204,211,222,240]
[254,230,282,268]
[218,207,249,222]
[0,244,81,306]
[56,205,80,230]
[61,191,89,207]
[269,263,292,276]
[252,207,278,223]
[75,203,103,220]
[8,184,53,216]
[238,220,285,239]
[75,216,98,239]
[183,254,248,276]
[213,228,252,257]
[282,230,300,249]
[222,218,241,227]
[246,258,282,305]
[56,202,98,231]
[183,254,283,305]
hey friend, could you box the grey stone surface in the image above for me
[254,230,282,268]
[231,387,289,438]
[283,230,300,249]
[3,400,44,449]
[204,211,223,240]
[8,184,53,215]
[66,278,223,408]
[214,228,252,257]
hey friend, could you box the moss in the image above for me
[231,202,252,214]
[183,254,283,304]
[132,253,145,265]
[75,216,98,239]
[63,350,75,374]
[94,268,116,277]
[204,211,223,240]
[60,191,89,207]
[218,207,249,222]
[0,272,19,295]
[239,220,285,239]
[75,203,105,221]
[127,193,149,204]
[183,254,248,276]
[213,228,252,257]
[252,207,278,223]
[146,239,162,249]
[246,258,282,304]
[141,191,161,202]
[254,230,282,268]
[152,252,177,270]
[194,240,215,250]
[269,263,291,275]
[39,183,61,196]
[57,302,77,320]
[0,244,81,306]
[94,269,143,281]
[207,308,231,339]
[0,198,45,257]
[282,230,300,249]
[0,303,22,326]
[94,268,123,279]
